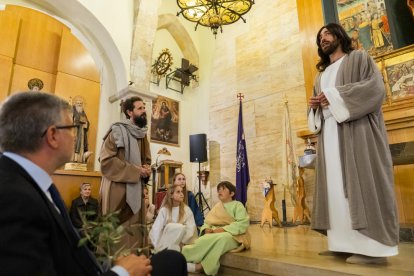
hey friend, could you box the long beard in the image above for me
[134,114,147,128]
[321,39,340,56]
[75,106,83,113]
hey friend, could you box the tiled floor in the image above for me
[215,224,414,275]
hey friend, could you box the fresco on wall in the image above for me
[335,0,393,56]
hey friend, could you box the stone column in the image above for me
[130,0,161,93]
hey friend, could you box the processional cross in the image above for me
[237,92,244,102]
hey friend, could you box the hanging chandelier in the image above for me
[176,0,255,36]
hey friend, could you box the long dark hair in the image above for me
[316,23,354,72]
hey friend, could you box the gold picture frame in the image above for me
[375,44,414,106]
[150,96,180,146]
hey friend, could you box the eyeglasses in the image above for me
[41,124,79,137]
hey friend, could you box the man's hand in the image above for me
[115,254,152,276]
[308,96,320,110]
[139,165,151,178]
[204,228,213,234]
[309,92,330,109]
[204,228,225,234]
[316,92,330,108]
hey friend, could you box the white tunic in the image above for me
[149,205,196,252]
[317,56,398,257]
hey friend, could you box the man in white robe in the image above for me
[308,23,399,264]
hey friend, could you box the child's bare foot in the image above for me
[195,263,203,273]
[187,263,203,273]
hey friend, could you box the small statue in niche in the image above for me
[27,78,44,91]
[71,95,92,163]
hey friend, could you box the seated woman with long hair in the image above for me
[172,172,204,228]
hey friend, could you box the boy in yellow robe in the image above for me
[182,181,250,275]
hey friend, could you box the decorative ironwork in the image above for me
[166,58,198,94]
[176,0,254,36]
[151,49,174,85]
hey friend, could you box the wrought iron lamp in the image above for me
[176,0,255,36]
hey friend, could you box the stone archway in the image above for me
[157,13,199,67]
[0,0,129,169]
[1,0,128,97]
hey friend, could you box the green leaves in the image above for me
[77,210,149,266]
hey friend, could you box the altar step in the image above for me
[215,224,414,276]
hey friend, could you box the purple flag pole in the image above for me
[236,94,250,206]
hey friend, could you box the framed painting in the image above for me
[383,45,414,102]
[323,0,414,57]
[150,96,179,146]
[375,44,414,104]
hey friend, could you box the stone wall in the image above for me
[208,0,315,222]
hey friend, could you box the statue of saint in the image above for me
[71,96,91,163]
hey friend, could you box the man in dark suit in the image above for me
[0,92,187,276]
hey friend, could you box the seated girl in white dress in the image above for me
[149,184,196,252]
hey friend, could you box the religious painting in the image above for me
[382,46,414,101]
[375,62,391,105]
[150,96,179,146]
[334,0,393,57]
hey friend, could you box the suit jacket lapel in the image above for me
[0,156,102,274]
[2,156,75,242]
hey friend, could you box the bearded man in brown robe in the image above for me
[308,23,399,265]
[100,96,152,251]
